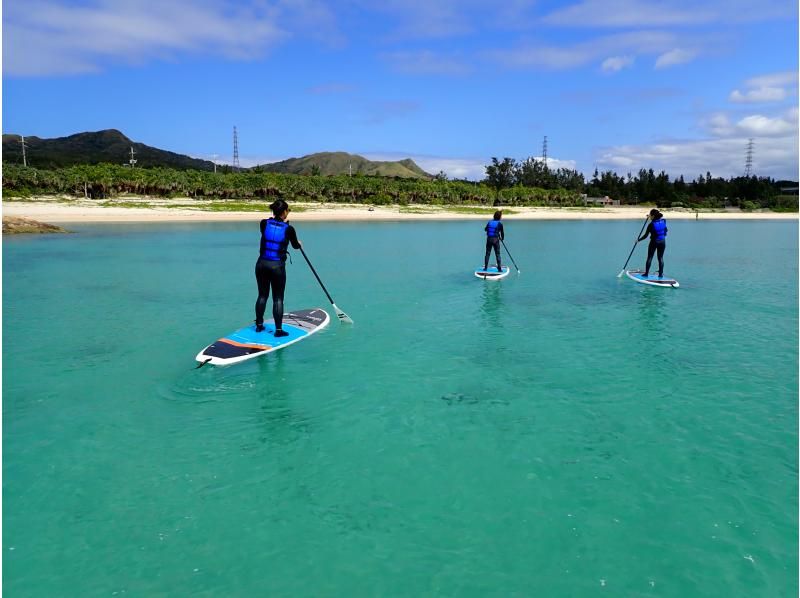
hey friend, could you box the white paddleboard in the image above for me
[625,270,680,288]
[196,308,330,366]
[475,266,510,280]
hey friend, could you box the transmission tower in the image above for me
[20,135,28,167]
[128,146,137,168]
[542,135,548,170]
[744,138,754,177]
[232,126,240,172]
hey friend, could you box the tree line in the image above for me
[2,159,796,211]
[1,163,583,207]
[484,157,797,211]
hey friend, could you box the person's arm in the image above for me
[260,219,267,234]
[638,223,652,242]
[287,225,302,249]
[498,222,505,241]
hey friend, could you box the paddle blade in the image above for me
[333,304,354,324]
[617,269,625,278]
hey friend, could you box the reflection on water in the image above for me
[636,286,668,334]
[480,281,504,324]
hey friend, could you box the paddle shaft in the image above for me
[619,216,650,275]
[299,247,335,305]
[500,239,520,272]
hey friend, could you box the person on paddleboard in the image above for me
[638,208,668,278]
[484,210,505,272]
[255,199,302,337]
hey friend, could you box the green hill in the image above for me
[2,129,216,171]
[256,151,431,179]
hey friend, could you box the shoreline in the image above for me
[2,197,797,223]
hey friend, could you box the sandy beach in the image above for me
[2,197,797,223]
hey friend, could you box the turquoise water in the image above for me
[3,219,798,596]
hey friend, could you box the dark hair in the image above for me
[649,208,662,219]
[270,199,290,217]
[493,210,503,220]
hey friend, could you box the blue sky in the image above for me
[3,0,798,180]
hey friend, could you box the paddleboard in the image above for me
[625,270,680,288]
[474,266,510,280]
[196,308,330,366]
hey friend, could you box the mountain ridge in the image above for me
[3,130,432,178]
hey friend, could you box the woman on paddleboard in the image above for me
[638,208,668,278]
[483,210,504,272]
[255,199,302,337]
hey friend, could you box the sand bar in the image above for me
[2,197,797,223]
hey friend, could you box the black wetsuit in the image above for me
[484,221,504,270]
[638,218,667,277]
[255,218,301,330]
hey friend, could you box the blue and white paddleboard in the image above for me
[474,266,510,280]
[625,270,680,288]
[196,308,330,366]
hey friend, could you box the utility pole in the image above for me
[542,135,548,170]
[744,138,754,177]
[212,153,218,174]
[128,146,137,168]
[233,126,240,172]
[20,135,28,167]
[349,163,352,177]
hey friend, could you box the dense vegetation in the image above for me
[1,163,585,206]
[485,157,798,211]
[2,157,796,211]
[2,130,216,171]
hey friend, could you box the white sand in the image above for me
[2,197,797,223]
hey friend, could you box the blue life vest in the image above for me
[652,218,667,242]
[260,218,289,261]
[486,220,501,238]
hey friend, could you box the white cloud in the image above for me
[541,0,793,27]
[596,135,797,179]
[355,0,477,39]
[542,0,717,27]
[729,70,797,103]
[736,113,796,137]
[705,113,735,137]
[704,107,798,138]
[730,88,787,103]
[601,55,634,72]
[2,0,324,76]
[745,71,798,88]
[596,107,799,179]
[654,48,695,68]
[484,30,691,71]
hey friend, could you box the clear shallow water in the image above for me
[3,219,797,596]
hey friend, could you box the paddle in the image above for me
[500,239,521,273]
[299,247,354,324]
[617,216,650,278]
